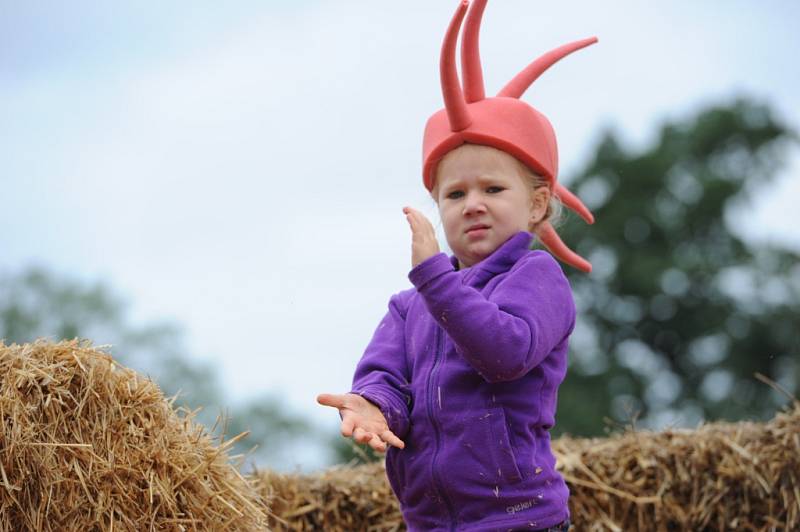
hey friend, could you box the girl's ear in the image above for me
[530,186,551,225]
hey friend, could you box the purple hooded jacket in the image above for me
[350,231,576,531]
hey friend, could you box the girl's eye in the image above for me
[487,186,504,193]
[446,191,464,199]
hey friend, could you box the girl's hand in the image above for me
[317,392,405,453]
[403,206,440,268]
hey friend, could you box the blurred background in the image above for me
[2,1,798,472]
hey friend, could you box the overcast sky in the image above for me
[2,1,799,470]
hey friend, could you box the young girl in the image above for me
[318,1,596,530]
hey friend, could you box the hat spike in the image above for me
[441,0,472,131]
[555,183,595,224]
[498,37,597,99]
[461,0,488,103]
[536,221,592,273]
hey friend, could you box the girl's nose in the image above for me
[462,191,487,216]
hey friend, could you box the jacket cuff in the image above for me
[408,253,454,290]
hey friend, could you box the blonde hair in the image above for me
[430,144,563,233]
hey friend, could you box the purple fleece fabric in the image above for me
[351,231,576,531]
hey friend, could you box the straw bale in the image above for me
[250,461,403,531]
[0,339,268,531]
[254,405,799,531]
[553,402,800,531]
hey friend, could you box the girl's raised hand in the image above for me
[316,392,405,453]
[402,206,440,268]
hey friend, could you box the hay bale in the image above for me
[254,405,799,532]
[0,339,268,531]
[250,461,402,531]
[554,403,800,531]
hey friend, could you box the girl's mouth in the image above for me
[466,226,489,238]
[466,223,489,232]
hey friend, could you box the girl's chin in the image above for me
[465,240,495,253]
[457,246,494,266]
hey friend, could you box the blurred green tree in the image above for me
[330,436,384,466]
[0,267,312,468]
[554,98,800,436]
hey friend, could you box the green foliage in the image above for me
[0,267,311,469]
[223,394,314,467]
[554,98,800,436]
[0,267,219,411]
[329,434,385,465]
[0,269,123,344]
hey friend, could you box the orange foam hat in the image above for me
[422,0,596,273]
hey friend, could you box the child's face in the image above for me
[433,145,549,269]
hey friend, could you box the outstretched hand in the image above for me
[403,206,440,268]
[316,393,405,453]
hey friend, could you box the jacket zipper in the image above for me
[427,326,457,528]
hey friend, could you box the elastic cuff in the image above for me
[408,253,454,289]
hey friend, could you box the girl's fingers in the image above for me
[369,434,388,453]
[317,393,345,409]
[404,207,420,224]
[404,208,432,232]
[417,214,433,232]
[380,430,405,449]
[353,427,372,444]
[404,211,416,230]
[340,417,355,438]
[406,215,434,241]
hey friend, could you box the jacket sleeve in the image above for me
[349,291,413,439]
[408,251,575,383]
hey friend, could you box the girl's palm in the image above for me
[317,392,405,453]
